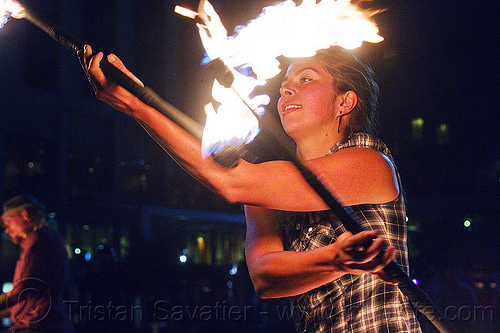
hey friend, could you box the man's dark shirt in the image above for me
[8,226,73,333]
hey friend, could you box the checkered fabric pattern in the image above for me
[279,133,422,333]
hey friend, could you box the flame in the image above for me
[226,0,383,78]
[176,0,383,159]
[191,0,270,158]
[1,0,24,28]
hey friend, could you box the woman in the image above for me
[81,45,421,332]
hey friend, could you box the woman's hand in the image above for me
[77,44,145,117]
[332,230,398,284]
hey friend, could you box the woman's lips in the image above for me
[282,104,302,117]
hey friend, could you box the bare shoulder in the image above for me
[336,147,396,172]
[305,147,399,206]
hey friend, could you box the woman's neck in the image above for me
[295,131,345,160]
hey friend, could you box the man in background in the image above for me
[0,194,73,333]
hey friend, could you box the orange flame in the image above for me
[1,0,24,28]
[176,0,383,159]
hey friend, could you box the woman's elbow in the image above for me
[214,164,258,205]
[251,277,274,299]
[214,187,241,205]
[217,182,252,205]
[248,269,281,299]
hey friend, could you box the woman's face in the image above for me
[277,57,340,140]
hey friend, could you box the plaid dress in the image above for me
[279,133,422,333]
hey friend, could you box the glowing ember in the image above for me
[176,0,383,159]
[1,0,24,28]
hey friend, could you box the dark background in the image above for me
[0,0,498,332]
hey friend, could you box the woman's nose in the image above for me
[279,82,295,97]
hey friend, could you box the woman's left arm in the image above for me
[244,205,397,299]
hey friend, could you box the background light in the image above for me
[2,282,12,293]
[229,264,238,275]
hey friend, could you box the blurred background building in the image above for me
[0,0,498,332]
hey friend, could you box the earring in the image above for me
[337,111,343,133]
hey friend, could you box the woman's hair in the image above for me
[315,46,380,136]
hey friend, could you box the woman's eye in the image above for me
[300,77,312,83]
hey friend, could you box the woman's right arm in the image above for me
[82,46,330,211]
[83,48,399,214]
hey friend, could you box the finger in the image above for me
[342,230,377,252]
[77,45,87,68]
[380,245,396,267]
[77,49,84,66]
[374,271,399,285]
[106,54,144,87]
[77,45,99,93]
[88,51,106,82]
[84,44,92,58]
[364,246,397,271]
[360,237,385,260]
[336,232,353,245]
[83,44,93,68]
[342,231,381,261]
[345,244,396,271]
[343,249,381,265]
[77,45,92,68]
[373,246,398,284]
[347,231,390,263]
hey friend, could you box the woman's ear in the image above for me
[340,91,358,114]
